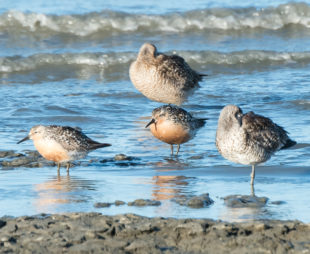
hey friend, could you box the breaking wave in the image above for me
[0,52,136,73]
[1,2,310,37]
[1,50,310,73]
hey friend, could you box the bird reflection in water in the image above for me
[152,175,190,201]
[34,174,96,213]
[151,158,191,201]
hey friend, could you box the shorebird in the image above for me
[146,105,207,155]
[216,105,296,187]
[129,43,206,105]
[17,125,111,173]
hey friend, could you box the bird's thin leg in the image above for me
[56,163,61,178]
[170,144,174,156]
[176,144,180,156]
[66,163,70,175]
[250,165,255,186]
[251,183,255,196]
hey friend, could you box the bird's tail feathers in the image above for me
[199,74,208,77]
[281,139,297,150]
[90,143,112,150]
[196,118,208,128]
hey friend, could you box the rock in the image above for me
[127,199,161,207]
[101,154,140,167]
[124,239,147,251]
[176,221,205,234]
[1,157,36,167]
[114,200,126,206]
[271,200,286,205]
[99,158,114,163]
[114,154,132,161]
[93,202,112,208]
[223,195,268,208]
[24,150,41,158]
[0,150,81,168]
[188,155,204,160]
[0,220,6,229]
[0,151,23,158]
[0,150,47,168]
[173,193,214,208]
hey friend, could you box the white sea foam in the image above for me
[178,50,310,65]
[1,3,310,36]
[0,50,309,73]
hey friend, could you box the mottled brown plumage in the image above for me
[129,43,205,105]
[242,112,292,153]
[216,105,296,187]
[17,125,111,173]
[146,105,206,155]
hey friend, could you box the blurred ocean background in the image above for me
[0,0,309,222]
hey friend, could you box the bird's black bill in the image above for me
[145,119,155,128]
[17,136,29,144]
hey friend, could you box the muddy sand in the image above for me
[0,212,310,253]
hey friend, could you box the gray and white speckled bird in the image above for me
[129,43,206,105]
[216,105,296,187]
[146,105,207,155]
[17,125,111,173]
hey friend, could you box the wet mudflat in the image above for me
[1,212,310,254]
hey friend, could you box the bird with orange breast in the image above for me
[146,105,207,155]
[130,43,207,105]
[18,125,111,173]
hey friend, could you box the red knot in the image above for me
[129,43,207,105]
[216,105,296,187]
[146,105,207,155]
[17,125,111,173]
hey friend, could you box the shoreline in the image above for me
[1,212,309,253]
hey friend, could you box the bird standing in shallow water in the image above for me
[216,105,296,187]
[146,105,207,156]
[18,125,111,173]
[129,43,206,105]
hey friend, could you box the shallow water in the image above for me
[0,0,309,222]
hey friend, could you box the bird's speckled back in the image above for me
[129,43,204,105]
[152,105,206,130]
[32,125,105,153]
